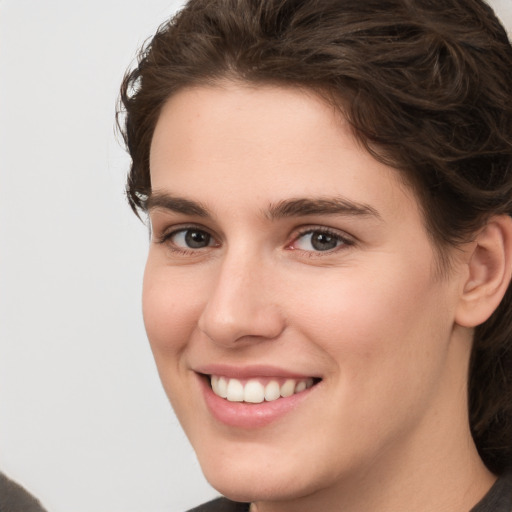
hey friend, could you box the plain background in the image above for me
[0,1,511,511]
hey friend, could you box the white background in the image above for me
[0,1,511,511]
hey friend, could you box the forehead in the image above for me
[150,82,348,168]
[149,83,421,225]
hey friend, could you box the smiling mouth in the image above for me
[209,375,319,403]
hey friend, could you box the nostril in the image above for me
[198,307,286,347]
[196,268,286,346]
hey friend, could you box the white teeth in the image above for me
[295,380,307,393]
[226,378,245,402]
[280,379,295,397]
[217,376,228,398]
[244,380,265,403]
[210,376,316,402]
[211,375,219,394]
[264,380,280,401]
[211,376,228,398]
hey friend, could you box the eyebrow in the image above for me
[266,197,381,220]
[146,192,209,217]
[146,192,381,221]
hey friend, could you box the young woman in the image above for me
[118,1,512,510]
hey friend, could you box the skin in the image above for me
[144,83,496,512]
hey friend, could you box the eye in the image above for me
[164,227,216,250]
[290,229,352,252]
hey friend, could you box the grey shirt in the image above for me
[471,473,512,512]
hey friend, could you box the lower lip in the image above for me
[199,376,316,429]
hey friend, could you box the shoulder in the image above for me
[187,496,250,512]
[471,472,512,512]
[0,472,47,512]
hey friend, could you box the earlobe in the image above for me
[455,215,512,328]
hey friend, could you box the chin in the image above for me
[205,468,307,504]
[197,446,331,504]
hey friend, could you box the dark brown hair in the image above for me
[118,0,512,473]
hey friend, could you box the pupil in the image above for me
[185,230,210,248]
[311,232,337,251]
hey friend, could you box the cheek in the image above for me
[290,256,454,390]
[281,261,457,458]
[142,261,204,360]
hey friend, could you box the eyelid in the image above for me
[155,223,210,242]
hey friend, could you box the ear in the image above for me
[455,215,512,328]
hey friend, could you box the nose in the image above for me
[197,254,286,347]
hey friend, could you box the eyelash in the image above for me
[156,225,355,256]
[156,225,218,256]
[287,227,355,255]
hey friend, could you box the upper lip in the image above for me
[194,363,319,380]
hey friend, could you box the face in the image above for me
[145,83,470,504]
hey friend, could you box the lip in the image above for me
[195,365,320,429]
[195,363,314,380]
